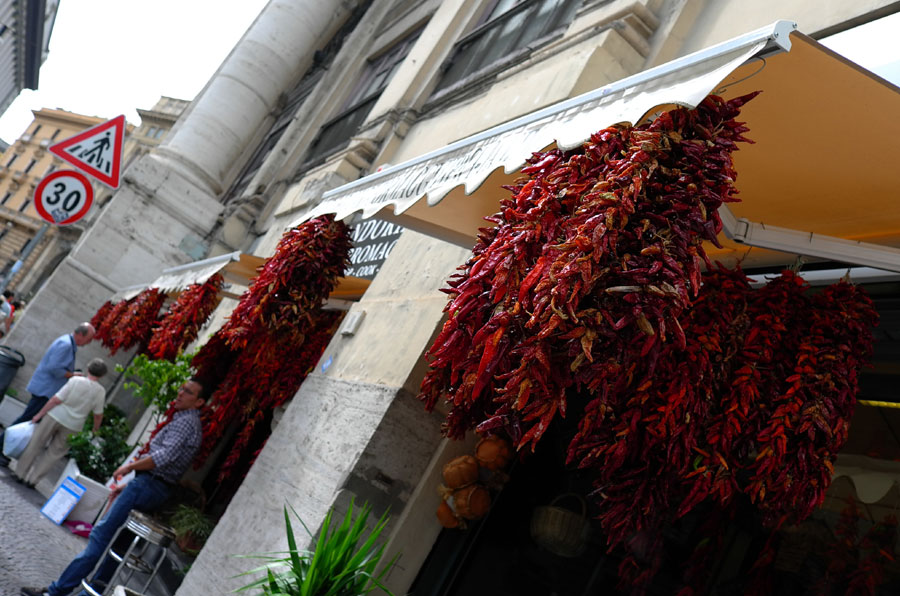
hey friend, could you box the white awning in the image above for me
[106,251,371,304]
[150,251,262,293]
[108,284,147,303]
[300,20,900,273]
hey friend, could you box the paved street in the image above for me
[0,464,85,596]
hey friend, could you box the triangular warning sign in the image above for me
[49,114,126,188]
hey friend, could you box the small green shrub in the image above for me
[67,404,132,483]
[117,351,195,414]
[170,504,216,555]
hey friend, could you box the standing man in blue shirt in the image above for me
[0,322,95,465]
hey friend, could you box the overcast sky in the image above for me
[821,11,900,86]
[0,0,269,144]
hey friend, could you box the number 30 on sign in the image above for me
[34,170,94,225]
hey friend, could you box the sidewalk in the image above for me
[0,464,85,596]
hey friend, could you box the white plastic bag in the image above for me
[3,421,35,458]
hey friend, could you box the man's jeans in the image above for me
[48,473,172,596]
[13,394,50,425]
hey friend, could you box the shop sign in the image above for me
[346,218,404,279]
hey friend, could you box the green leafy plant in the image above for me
[237,500,397,596]
[6,387,17,398]
[67,404,132,483]
[170,504,216,555]
[117,351,195,414]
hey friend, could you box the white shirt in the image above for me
[48,376,106,432]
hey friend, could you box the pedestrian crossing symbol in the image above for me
[49,114,126,188]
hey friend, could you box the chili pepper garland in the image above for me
[104,288,166,355]
[218,215,351,349]
[420,93,758,451]
[183,216,350,482]
[90,300,114,334]
[419,91,879,591]
[147,274,223,361]
[95,297,131,347]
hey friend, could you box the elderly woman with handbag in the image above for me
[14,358,107,489]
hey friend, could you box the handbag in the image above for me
[3,421,35,458]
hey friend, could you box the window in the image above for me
[0,192,11,205]
[6,154,17,167]
[18,200,30,213]
[155,128,166,139]
[302,27,423,166]
[147,127,157,138]
[50,128,60,141]
[24,159,37,173]
[31,124,42,136]
[433,0,581,94]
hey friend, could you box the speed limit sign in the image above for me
[34,170,94,225]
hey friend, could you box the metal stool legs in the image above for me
[81,510,175,596]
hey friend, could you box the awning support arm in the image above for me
[719,206,900,273]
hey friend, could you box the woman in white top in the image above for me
[14,358,108,488]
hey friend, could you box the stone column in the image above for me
[6,0,353,396]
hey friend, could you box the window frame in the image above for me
[430,0,582,100]
[301,27,424,168]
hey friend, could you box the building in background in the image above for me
[0,0,60,116]
[0,96,188,300]
[4,2,900,593]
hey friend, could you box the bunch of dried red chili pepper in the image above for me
[420,93,758,452]
[102,288,166,355]
[89,300,114,333]
[419,92,879,590]
[146,274,223,361]
[94,298,131,346]
[186,215,350,481]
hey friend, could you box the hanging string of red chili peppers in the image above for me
[90,300,114,333]
[94,297,131,347]
[147,274,223,361]
[102,288,167,355]
[420,92,758,448]
[184,215,351,482]
[419,93,879,591]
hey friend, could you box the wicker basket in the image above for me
[530,493,591,557]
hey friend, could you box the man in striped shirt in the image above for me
[22,378,208,596]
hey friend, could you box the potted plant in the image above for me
[169,504,216,555]
[67,404,133,483]
[238,500,397,595]
[52,404,132,523]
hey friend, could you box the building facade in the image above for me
[0,0,59,116]
[0,97,189,304]
[7,1,900,593]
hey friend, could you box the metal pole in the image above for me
[0,222,50,293]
